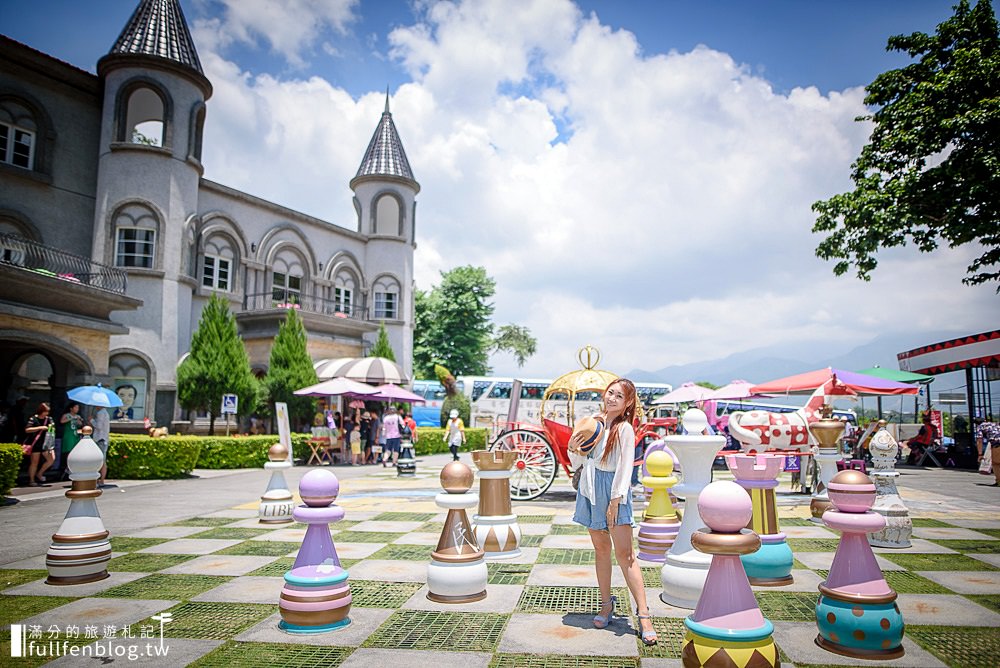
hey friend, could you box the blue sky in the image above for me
[2,1,968,97]
[2,0,996,380]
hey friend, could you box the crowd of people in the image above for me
[0,397,109,487]
[315,404,422,467]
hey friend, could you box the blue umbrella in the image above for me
[67,385,124,408]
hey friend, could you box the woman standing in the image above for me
[60,402,84,456]
[443,409,465,461]
[569,379,657,646]
[24,402,55,486]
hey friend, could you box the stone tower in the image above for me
[92,0,211,421]
[351,93,419,377]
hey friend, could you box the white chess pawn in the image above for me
[46,426,111,584]
[427,462,487,603]
[260,443,294,524]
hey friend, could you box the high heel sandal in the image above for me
[635,609,657,646]
[593,594,617,629]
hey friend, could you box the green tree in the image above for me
[812,0,1000,288]
[413,266,537,379]
[177,294,257,435]
[436,364,471,426]
[368,321,396,361]
[492,324,538,367]
[266,308,318,430]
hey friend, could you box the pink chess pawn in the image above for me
[682,480,777,668]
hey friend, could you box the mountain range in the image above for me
[626,330,965,392]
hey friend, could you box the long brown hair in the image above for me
[600,378,636,466]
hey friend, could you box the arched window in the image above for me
[190,103,206,161]
[374,194,401,235]
[109,353,150,421]
[271,249,305,307]
[333,269,359,316]
[13,352,53,392]
[0,217,36,264]
[202,235,236,292]
[114,203,159,268]
[0,99,37,169]
[119,85,167,147]
[372,275,400,320]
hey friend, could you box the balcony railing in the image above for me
[242,291,368,321]
[0,232,128,295]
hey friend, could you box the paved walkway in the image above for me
[1,457,998,666]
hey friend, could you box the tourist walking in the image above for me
[975,417,1000,486]
[60,402,84,456]
[443,409,465,461]
[569,378,656,646]
[382,406,403,467]
[24,402,56,486]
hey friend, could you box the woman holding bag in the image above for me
[24,402,55,486]
[568,379,657,646]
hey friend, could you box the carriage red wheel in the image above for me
[488,429,557,500]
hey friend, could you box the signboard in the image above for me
[938,392,966,404]
[221,394,238,415]
[275,402,293,461]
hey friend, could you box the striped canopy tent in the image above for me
[313,357,409,385]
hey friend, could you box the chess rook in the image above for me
[259,443,294,524]
[472,450,522,559]
[637,448,680,562]
[46,426,111,585]
[660,409,725,609]
[682,480,777,668]
[726,453,794,586]
[278,469,352,633]
[427,461,488,603]
[816,470,905,659]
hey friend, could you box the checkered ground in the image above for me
[3,464,1000,667]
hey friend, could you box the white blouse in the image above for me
[570,421,635,506]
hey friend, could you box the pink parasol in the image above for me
[704,380,774,401]
[650,382,715,405]
[368,384,426,404]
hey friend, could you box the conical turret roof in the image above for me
[354,92,416,185]
[109,0,203,75]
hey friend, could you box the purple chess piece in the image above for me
[279,469,352,633]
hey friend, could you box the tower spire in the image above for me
[352,90,417,187]
[385,86,391,114]
[108,0,204,74]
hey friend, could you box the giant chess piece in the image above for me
[396,439,417,477]
[279,469,352,633]
[816,470,904,659]
[661,408,725,609]
[867,425,912,548]
[46,427,111,585]
[809,405,844,522]
[427,461,488,602]
[259,443,294,524]
[726,453,793,585]
[472,449,521,559]
[637,449,681,562]
[682,480,778,668]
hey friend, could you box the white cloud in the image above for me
[189,0,997,381]
[196,0,360,67]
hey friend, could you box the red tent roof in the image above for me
[751,368,919,396]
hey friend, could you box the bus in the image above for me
[410,379,463,427]
[409,377,673,428]
[460,377,673,429]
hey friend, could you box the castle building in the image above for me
[0,0,418,427]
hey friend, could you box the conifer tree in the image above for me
[177,294,257,435]
[266,308,318,430]
[369,321,396,361]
